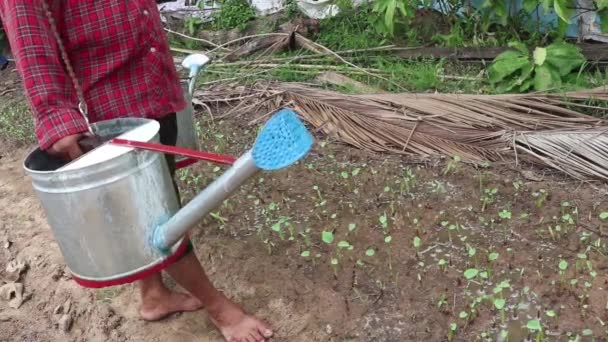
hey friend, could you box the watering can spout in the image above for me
[152,109,314,252]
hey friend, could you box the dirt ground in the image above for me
[2,64,608,342]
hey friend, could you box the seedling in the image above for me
[379,213,389,231]
[447,323,457,342]
[480,187,498,212]
[330,257,339,277]
[513,180,524,193]
[494,298,506,325]
[438,258,447,272]
[401,167,417,194]
[526,319,544,342]
[533,189,549,208]
[499,209,512,220]
[458,311,470,328]
[464,268,479,280]
[559,259,568,289]
[322,230,334,244]
[413,236,421,258]
[348,223,357,233]
[443,155,461,175]
[366,248,376,257]
[545,309,557,326]
[437,293,448,312]
[313,185,326,207]
[430,180,447,194]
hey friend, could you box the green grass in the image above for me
[0,100,35,144]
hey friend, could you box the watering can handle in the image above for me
[110,138,236,167]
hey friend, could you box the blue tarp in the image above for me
[431,0,603,38]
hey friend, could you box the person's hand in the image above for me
[47,133,86,161]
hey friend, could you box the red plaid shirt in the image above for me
[0,0,187,150]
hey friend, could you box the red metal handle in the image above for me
[110,138,236,168]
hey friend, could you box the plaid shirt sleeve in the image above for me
[0,1,89,150]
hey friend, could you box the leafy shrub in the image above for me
[488,41,586,92]
[212,0,255,31]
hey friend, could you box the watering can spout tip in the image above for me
[182,53,211,69]
[252,109,314,171]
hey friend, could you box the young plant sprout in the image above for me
[499,209,512,220]
[348,223,357,233]
[459,311,470,328]
[313,185,326,207]
[494,298,506,325]
[437,294,448,312]
[385,235,393,270]
[366,248,376,257]
[379,213,388,231]
[545,309,557,327]
[559,259,569,289]
[480,187,498,212]
[466,243,476,266]
[322,230,334,244]
[464,268,479,280]
[533,189,549,208]
[438,258,447,272]
[443,155,462,176]
[401,167,417,194]
[330,257,339,277]
[447,323,457,342]
[413,236,421,258]
[526,319,544,342]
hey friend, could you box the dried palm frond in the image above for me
[513,128,608,180]
[194,82,608,180]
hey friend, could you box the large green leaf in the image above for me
[494,1,509,26]
[523,0,539,11]
[508,41,529,55]
[488,51,531,84]
[384,0,396,36]
[519,79,533,92]
[396,0,408,17]
[554,0,573,23]
[545,42,585,76]
[533,47,547,66]
[534,64,562,91]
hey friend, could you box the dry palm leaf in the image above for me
[195,82,608,180]
[513,128,608,180]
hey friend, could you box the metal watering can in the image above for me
[23,109,313,288]
[175,53,211,153]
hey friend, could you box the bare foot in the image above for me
[208,294,273,342]
[140,290,203,321]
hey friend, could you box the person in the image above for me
[0,1,273,342]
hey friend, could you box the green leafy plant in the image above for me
[212,0,256,31]
[370,0,413,37]
[488,41,586,92]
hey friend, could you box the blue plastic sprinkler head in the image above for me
[181,53,211,96]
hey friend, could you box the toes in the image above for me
[259,325,273,338]
[250,330,265,342]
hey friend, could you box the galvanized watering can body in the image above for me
[24,118,185,287]
[23,110,313,288]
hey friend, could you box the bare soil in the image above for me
[2,66,608,342]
